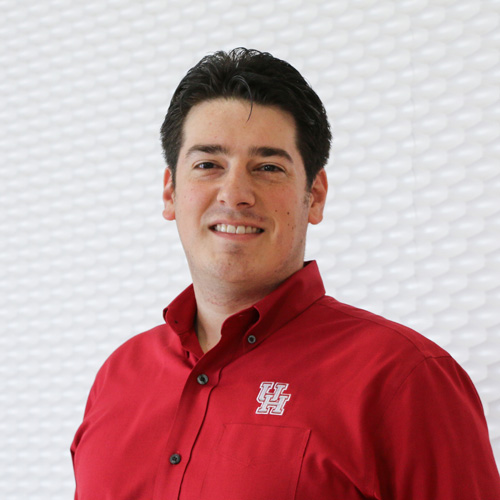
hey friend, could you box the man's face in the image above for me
[162,98,327,293]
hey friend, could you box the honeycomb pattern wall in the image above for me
[1,0,499,497]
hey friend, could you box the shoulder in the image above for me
[304,296,486,434]
[107,324,172,363]
[310,294,450,360]
[289,294,460,404]
[91,324,175,391]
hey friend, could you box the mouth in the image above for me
[211,223,264,235]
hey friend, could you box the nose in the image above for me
[216,166,256,209]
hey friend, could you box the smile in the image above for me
[212,224,263,234]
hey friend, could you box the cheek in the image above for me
[276,210,306,236]
[175,188,204,213]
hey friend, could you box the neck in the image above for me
[192,279,276,353]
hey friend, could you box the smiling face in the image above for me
[162,98,327,296]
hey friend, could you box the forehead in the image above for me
[180,98,299,151]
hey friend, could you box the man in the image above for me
[71,48,500,499]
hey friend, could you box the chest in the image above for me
[75,347,382,499]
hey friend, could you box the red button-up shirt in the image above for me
[71,261,500,499]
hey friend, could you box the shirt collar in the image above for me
[249,260,325,337]
[163,260,325,346]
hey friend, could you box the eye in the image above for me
[258,164,284,173]
[195,162,217,169]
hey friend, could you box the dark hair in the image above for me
[160,48,331,189]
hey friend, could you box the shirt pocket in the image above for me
[200,423,310,500]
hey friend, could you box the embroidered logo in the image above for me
[255,381,291,416]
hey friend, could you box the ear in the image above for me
[162,167,176,221]
[308,169,328,225]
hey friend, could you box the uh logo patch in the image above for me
[255,382,291,416]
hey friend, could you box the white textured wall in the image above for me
[1,0,499,497]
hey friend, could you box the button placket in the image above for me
[155,365,222,497]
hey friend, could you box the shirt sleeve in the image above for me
[70,373,101,500]
[373,356,500,499]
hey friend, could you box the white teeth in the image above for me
[214,224,261,234]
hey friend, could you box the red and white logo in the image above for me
[255,382,291,416]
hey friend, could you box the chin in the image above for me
[211,260,260,282]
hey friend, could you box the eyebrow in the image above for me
[185,144,293,163]
[248,146,293,163]
[185,144,230,157]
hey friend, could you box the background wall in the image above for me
[1,0,499,497]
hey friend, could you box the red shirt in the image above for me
[71,261,500,499]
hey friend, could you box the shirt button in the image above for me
[197,373,209,385]
[169,453,181,465]
[247,335,257,344]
